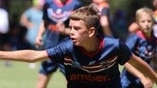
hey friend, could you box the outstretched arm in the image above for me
[0,50,48,63]
[127,54,157,84]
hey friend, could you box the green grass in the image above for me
[0,62,156,88]
[0,61,66,88]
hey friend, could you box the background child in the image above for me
[121,7,157,88]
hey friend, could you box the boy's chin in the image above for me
[73,42,80,46]
[73,43,79,46]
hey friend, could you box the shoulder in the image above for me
[104,36,120,43]
[61,39,73,48]
[103,37,130,53]
[135,30,146,39]
[103,36,121,47]
[53,39,73,52]
[46,39,73,56]
[125,33,139,44]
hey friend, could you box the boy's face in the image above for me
[69,19,91,47]
[137,13,154,34]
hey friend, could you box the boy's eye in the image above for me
[69,26,81,30]
[147,20,153,23]
[74,27,80,30]
[141,20,145,23]
[140,19,153,23]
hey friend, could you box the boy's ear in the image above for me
[89,27,96,37]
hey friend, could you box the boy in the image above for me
[121,7,157,88]
[0,5,157,88]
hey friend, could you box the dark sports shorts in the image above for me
[39,59,65,75]
[39,30,69,75]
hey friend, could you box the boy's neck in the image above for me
[83,37,100,53]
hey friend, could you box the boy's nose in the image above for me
[144,22,149,26]
[70,29,74,36]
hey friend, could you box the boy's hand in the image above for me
[35,36,43,49]
[140,76,153,88]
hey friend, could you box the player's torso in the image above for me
[44,0,80,23]
[64,38,122,87]
[133,31,157,62]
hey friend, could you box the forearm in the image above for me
[124,62,145,79]
[124,61,154,87]
[102,26,112,36]
[129,54,157,83]
[0,50,48,63]
[100,16,112,36]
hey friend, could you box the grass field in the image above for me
[0,61,66,88]
[0,61,156,88]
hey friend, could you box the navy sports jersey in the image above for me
[121,30,157,88]
[43,0,81,27]
[126,30,157,63]
[46,37,132,88]
[43,0,82,48]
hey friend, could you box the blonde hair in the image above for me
[70,4,100,29]
[135,7,154,22]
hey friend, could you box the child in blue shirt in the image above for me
[121,7,157,88]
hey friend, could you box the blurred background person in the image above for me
[149,0,157,73]
[92,0,113,37]
[128,0,157,34]
[121,7,155,88]
[35,0,82,88]
[0,0,10,66]
[20,0,44,69]
[111,9,128,41]
[126,0,157,74]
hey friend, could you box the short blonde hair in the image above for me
[70,4,100,29]
[135,7,154,22]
